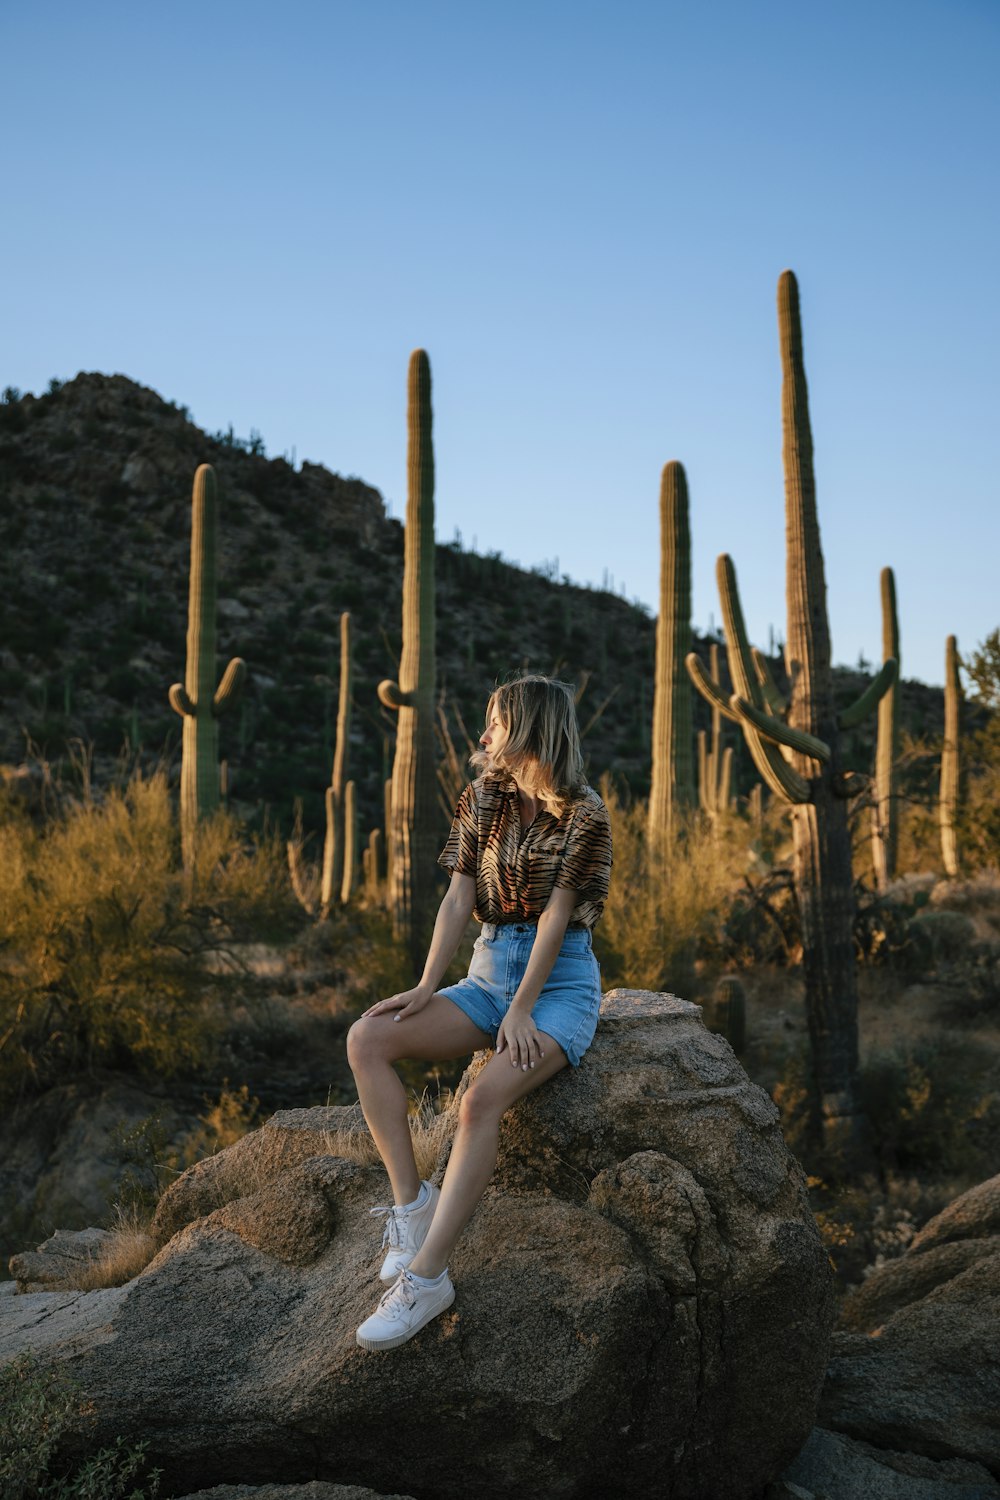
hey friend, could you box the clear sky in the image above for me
[4,0,997,688]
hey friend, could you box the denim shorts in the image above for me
[438,922,602,1067]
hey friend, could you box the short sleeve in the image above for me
[555,798,613,904]
[437,781,479,878]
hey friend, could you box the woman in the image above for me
[347,674,613,1351]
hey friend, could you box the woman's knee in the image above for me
[457,1081,504,1131]
[347,1016,392,1070]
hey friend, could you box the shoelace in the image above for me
[378,1270,417,1318]
[369,1203,405,1250]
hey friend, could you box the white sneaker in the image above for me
[356,1267,455,1352]
[370,1182,440,1283]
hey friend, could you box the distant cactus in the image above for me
[648,461,695,845]
[377,350,439,958]
[320,611,353,913]
[871,568,901,891]
[706,975,747,1055]
[341,779,358,904]
[363,827,384,904]
[941,634,961,878]
[169,464,246,863]
[687,272,897,1151]
[697,643,734,820]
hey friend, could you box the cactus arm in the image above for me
[838,657,898,730]
[752,648,788,715]
[714,553,811,803]
[737,716,812,805]
[378,679,413,711]
[213,657,247,715]
[719,746,733,809]
[686,653,740,722]
[169,683,194,717]
[697,730,710,814]
[730,694,831,763]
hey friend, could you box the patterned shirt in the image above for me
[437,773,613,930]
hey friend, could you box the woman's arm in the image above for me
[363,872,477,1021]
[495,885,577,1069]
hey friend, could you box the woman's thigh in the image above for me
[353,993,492,1065]
[461,1031,569,1118]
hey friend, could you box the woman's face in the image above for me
[479,701,509,763]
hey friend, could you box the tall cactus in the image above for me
[697,642,734,820]
[377,350,439,959]
[687,272,896,1151]
[871,568,901,892]
[320,611,352,912]
[940,634,961,878]
[648,461,694,846]
[169,464,246,864]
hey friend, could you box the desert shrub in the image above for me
[0,1353,161,1499]
[859,1040,1000,1179]
[594,781,754,995]
[0,773,302,1108]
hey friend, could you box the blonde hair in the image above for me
[470,675,585,818]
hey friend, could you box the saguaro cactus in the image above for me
[940,634,961,878]
[706,975,747,1055]
[871,568,901,892]
[687,272,896,1150]
[378,350,439,959]
[169,464,246,863]
[648,461,694,846]
[320,611,353,913]
[698,642,734,821]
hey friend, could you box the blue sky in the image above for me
[4,0,998,688]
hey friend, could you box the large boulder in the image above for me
[827,1172,1000,1475]
[1,991,834,1500]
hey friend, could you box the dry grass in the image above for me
[595,780,758,994]
[68,1205,159,1291]
[323,1090,457,1180]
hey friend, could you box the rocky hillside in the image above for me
[0,374,950,838]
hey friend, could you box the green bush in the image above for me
[0,1353,161,1499]
[0,773,301,1107]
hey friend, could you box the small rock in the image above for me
[9,1227,113,1293]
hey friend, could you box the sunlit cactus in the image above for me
[871,568,901,892]
[377,350,439,959]
[697,643,734,820]
[363,827,384,904]
[320,611,353,913]
[341,779,358,903]
[648,460,694,846]
[168,464,246,864]
[940,634,961,877]
[687,271,897,1152]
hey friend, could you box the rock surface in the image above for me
[826,1173,1000,1477]
[8,1225,114,1292]
[178,1487,414,1500]
[0,991,834,1500]
[779,1426,1000,1499]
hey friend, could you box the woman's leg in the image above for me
[346,997,491,1206]
[408,1035,568,1278]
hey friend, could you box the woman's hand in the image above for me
[363,986,433,1022]
[496,1008,546,1070]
